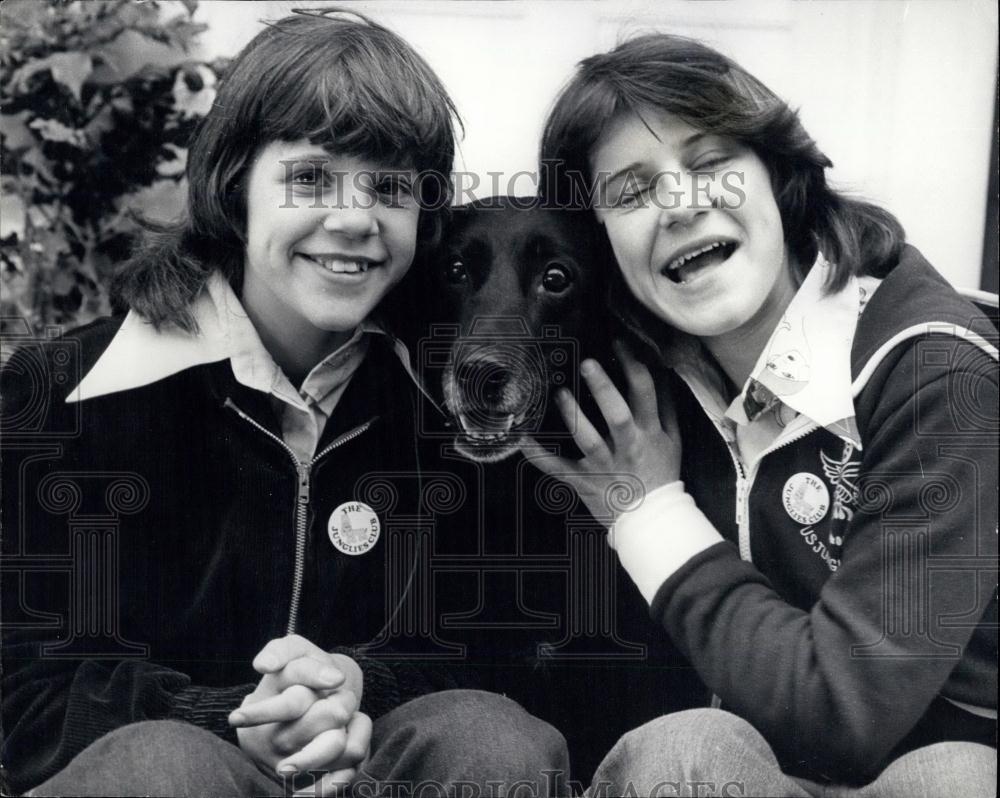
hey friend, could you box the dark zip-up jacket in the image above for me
[0,320,462,794]
[660,247,998,784]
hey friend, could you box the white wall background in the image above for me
[190,0,998,289]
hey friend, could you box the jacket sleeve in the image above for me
[0,642,256,793]
[331,647,469,721]
[0,341,256,795]
[646,337,998,783]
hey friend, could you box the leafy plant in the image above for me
[1,0,221,336]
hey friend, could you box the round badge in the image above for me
[328,501,381,556]
[782,473,830,525]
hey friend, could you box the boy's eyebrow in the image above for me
[279,150,419,172]
[282,149,335,163]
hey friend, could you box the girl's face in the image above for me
[590,109,796,342]
[241,139,420,352]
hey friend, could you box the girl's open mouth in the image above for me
[662,241,738,284]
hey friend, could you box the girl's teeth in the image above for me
[668,241,723,272]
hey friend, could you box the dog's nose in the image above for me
[456,360,511,406]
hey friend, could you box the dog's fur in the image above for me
[395,197,698,782]
[417,196,609,461]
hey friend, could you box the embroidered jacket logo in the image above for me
[821,442,860,541]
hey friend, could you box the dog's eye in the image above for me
[541,264,573,294]
[444,260,469,285]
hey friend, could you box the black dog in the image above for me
[418,196,608,460]
[395,196,701,783]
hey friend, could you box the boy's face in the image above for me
[241,139,419,354]
[590,109,795,343]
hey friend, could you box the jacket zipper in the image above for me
[680,374,749,556]
[708,431,763,716]
[736,417,822,561]
[704,411,822,562]
[713,425,750,560]
[224,398,374,634]
[676,373,755,558]
[693,387,828,714]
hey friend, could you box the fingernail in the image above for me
[228,711,246,726]
[581,360,596,376]
[277,764,298,776]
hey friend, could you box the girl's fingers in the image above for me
[612,342,659,429]
[518,435,577,477]
[277,727,348,777]
[579,359,637,451]
[555,386,610,459]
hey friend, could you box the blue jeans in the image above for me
[29,689,570,797]
[586,709,996,797]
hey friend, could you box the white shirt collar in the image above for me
[730,255,864,446]
[669,256,873,449]
[67,272,415,404]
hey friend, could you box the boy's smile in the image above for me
[241,139,419,374]
[296,253,381,275]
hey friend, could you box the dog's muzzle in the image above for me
[443,345,547,462]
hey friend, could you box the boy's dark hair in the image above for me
[539,34,905,344]
[115,8,460,332]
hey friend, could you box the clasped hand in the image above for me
[520,343,681,525]
[229,634,369,796]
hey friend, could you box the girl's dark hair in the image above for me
[539,34,904,341]
[114,8,461,331]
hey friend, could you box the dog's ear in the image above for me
[378,240,437,356]
[568,210,617,354]
[379,204,469,357]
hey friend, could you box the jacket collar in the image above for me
[67,272,427,404]
[851,244,999,378]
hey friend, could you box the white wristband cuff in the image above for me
[609,481,724,605]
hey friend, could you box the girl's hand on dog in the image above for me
[229,635,369,789]
[520,342,681,525]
